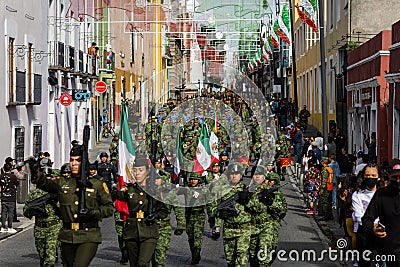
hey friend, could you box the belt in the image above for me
[65,221,99,230]
[36,220,61,228]
[224,221,251,229]
[252,218,269,225]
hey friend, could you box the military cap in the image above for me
[212,162,222,167]
[267,172,280,182]
[254,165,267,175]
[226,162,244,174]
[187,172,202,181]
[265,159,274,165]
[134,157,149,168]
[60,163,71,174]
[70,145,83,156]
[89,161,98,170]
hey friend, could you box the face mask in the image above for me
[364,178,378,189]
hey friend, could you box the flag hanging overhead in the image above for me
[277,4,291,45]
[296,0,318,33]
[269,25,280,48]
[193,123,211,174]
[115,101,136,218]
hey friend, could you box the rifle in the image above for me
[258,182,289,206]
[217,181,258,219]
[78,125,91,215]
[25,193,58,219]
[146,121,158,224]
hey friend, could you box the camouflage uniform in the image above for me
[219,181,252,267]
[185,172,207,264]
[109,138,119,168]
[275,135,291,175]
[319,165,333,218]
[114,210,128,263]
[152,175,186,267]
[23,188,62,267]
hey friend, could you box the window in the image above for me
[330,0,334,30]
[329,59,334,112]
[58,42,65,67]
[8,37,15,103]
[69,46,75,69]
[16,71,26,103]
[79,50,83,71]
[34,74,42,104]
[32,125,42,156]
[14,127,25,164]
[28,43,33,102]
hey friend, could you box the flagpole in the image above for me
[288,0,299,119]
[318,0,329,154]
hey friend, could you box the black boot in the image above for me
[191,250,201,265]
[120,249,128,264]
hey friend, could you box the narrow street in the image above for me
[0,138,340,266]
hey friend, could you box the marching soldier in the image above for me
[265,172,287,265]
[109,134,119,168]
[116,158,169,267]
[97,152,117,191]
[152,167,186,267]
[275,135,291,176]
[23,166,63,267]
[247,165,272,267]
[184,172,207,265]
[30,145,114,267]
[215,163,252,267]
[206,162,223,240]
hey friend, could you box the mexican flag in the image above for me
[277,4,291,45]
[262,46,269,62]
[193,123,211,174]
[296,1,318,33]
[269,24,280,48]
[115,102,136,219]
[173,127,184,182]
[209,112,219,164]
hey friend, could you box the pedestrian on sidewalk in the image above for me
[328,154,341,209]
[352,163,381,267]
[362,159,400,267]
[318,158,334,221]
[0,164,19,233]
[304,158,321,215]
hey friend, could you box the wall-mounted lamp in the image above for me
[119,51,125,58]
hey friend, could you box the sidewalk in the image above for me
[0,136,114,241]
[285,161,350,266]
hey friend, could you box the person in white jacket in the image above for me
[352,164,381,233]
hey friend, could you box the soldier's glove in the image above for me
[237,189,250,205]
[145,213,159,225]
[208,216,216,229]
[174,229,184,235]
[79,209,98,220]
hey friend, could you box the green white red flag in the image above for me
[209,112,219,164]
[269,25,280,48]
[116,101,136,219]
[193,123,211,174]
[296,0,318,33]
[277,4,291,45]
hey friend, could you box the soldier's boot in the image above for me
[211,226,220,240]
[190,249,201,265]
[120,249,129,264]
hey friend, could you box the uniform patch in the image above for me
[103,182,110,194]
